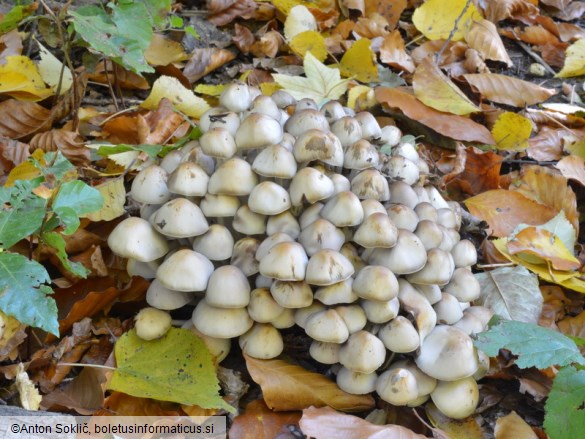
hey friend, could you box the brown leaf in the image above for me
[41,367,106,414]
[511,165,579,234]
[70,245,108,277]
[464,190,557,237]
[500,26,560,47]
[299,406,427,439]
[495,411,538,439]
[143,98,188,144]
[558,311,585,345]
[245,355,374,412]
[29,129,90,166]
[556,155,585,187]
[0,99,52,140]
[250,31,283,58]
[375,87,495,144]
[183,48,236,83]
[341,0,365,17]
[526,127,571,161]
[97,391,183,416]
[552,1,585,21]
[425,403,484,439]
[353,14,390,39]
[87,60,149,90]
[465,19,512,66]
[233,23,256,53]
[463,49,490,74]
[144,33,188,67]
[411,40,467,66]
[557,23,585,42]
[0,137,30,178]
[463,73,556,107]
[229,399,302,439]
[208,0,258,26]
[446,146,503,196]
[484,0,539,23]
[0,30,23,63]
[541,42,567,68]
[365,0,406,29]
[380,30,415,73]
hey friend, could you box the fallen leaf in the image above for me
[491,112,532,151]
[464,73,556,107]
[411,40,467,66]
[250,30,283,58]
[41,367,106,414]
[412,0,482,41]
[141,76,210,118]
[339,38,379,83]
[0,99,52,140]
[183,48,237,83]
[465,19,512,67]
[29,129,90,166]
[0,55,54,101]
[245,355,374,412]
[284,5,317,41]
[500,25,560,47]
[375,87,495,144]
[495,411,539,439]
[464,190,557,237]
[557,311,585,345]
[208,0,258,26]
[87,60,149,90]
[16,363,42,410]
[526,127,571,161]
[484,0,539,23]
[426,403,484,438]
[380,30,415,73]
[556,39,585,78]
[0,137,30,178]
[144,33,188,67]
[233,23,256,53]
[37,41,73,95]
[229,399,302,439]
[353,14,390,39]
[299,406,427,438]
[475,265,543,323]
[0,30,23,64]
[273,51,350,102]
[99,391,183,416]
[365,0,406,29]
[85,177,126,222]
[290,31,328,62]
[556,155,585,187]
[445,146,503,195]
[413,57,480,115]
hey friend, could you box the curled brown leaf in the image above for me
[0,99,52,140]
[208,0,258,26]
[183,48,236,83]
[29,129,90,166]
[380,30,415,73]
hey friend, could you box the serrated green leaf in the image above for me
[53,180,103,218]
[96,143,164,159]
[109,328,234,412]
[273,51,349,103]
[53,206,80,235]
[474,318,585,369]
[140,0,172,29]
[33,151,76,181]
[42,232,89,277]
[0,181,47,249]
[544,366,585,439]
[0,253,58,335]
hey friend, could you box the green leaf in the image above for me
[169,15,183,28]
[0,181,47,249]
[139,0,172,29]
[0,252,58,336]
[474,317,585,369]
[96,143,164,159]
[544,366,585,439]
[0,4,36,34]
[53,206,80,235]
[33,151,76,181]
[42,232,89,278]
[109,328,234,412]
[53,180,104,217]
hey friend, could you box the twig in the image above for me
[515,40,557,76]
[57,363,116,370]
[435,0,472,65]
[476,262,515,269]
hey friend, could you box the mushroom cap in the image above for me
[431,377,479,419]
[331,116,362,148]
[231,237,260,276]
[130,165,171,204]
[160,149,183,174]
[388,181,419,209]
[398,279,437,342]
[252,144,297,179]
[259,241,308,281]
[271,308,296,329]
[314,278,358,305]
[451,239,478,268]
[289,167,334,206]
[350,169,390,201]
[336,367,377,394]
[236,113,283,149]
[305,309,349,343]
[266,210,301,239]
[233,205,266,235]
[200,194,240,217]
[206,265,251,308]
[255,232,295,261]
[294,302,327,329]
[249,94,281,120]
[247,288,284,323]
[219,82,256,112]
[156,249,214,292]
[293,129,344,167]
[360,297,400,323]
[353,212,398,249]
[108,217,170,262]
[192,300,253,338]
[298,218,345,256]
[339,330,386,374]
[412,283,442,305]
[186,324,232,362]
[135,307,172,341]
[208,157,258,196]
[320,191,364,227]
[415,325,479,381]
[335,304,367,333]
[444,267,481,302]
[381,155,420,186]
[360,199,387,217]
[239,323,283,359]
[414,202,438,222]
[270,280,313,308]
[367,230,427,275]
[305,249,355,286]
[127,258,159,279]
[388,359,437,397]
[378,316,420,353]
[310,341,341,364]
[378,125,402,147]
[146,279,192,310]
[344,139,379,170]
[414,219,444,250]
[355,111,382,140]
[248,181,291,215]
[352,265,399,301]
[167,162,209,196]
[200,127,237,158]
[151,198,209,238]
[285,109,330,137]
[299,202,325,228]
[386,204,419,232]
[376,368,419,406]
[406,248,455,285]
[434,293,464,325]
[271,90,296,108]
[192,224,234,261]
[321,100,346,123]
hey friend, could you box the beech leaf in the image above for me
[289,31,328,62]
[142,76,210,118]
[85,177,126,222]
[556,39,585,78]
[556,155,585,187]
[475,266,542,323]
[495,411,538,439]
[544,366,585,439]
[0,56,54,101]
[244,355,374,412]
[229,399,302,439]
[339,38,379,83]
[412,0,482,41]
[273,52,350,103]
[491,112,532,151]
[465,19,513,67]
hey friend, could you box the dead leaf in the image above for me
[552,1,585,21]
[290,31,328,61]
[526,127,570,161]
[413,57,480,115]
[484,0,539,23]
[0,55,54,101]
[463,73,556,107]
[464,190,557,237]
[299,406,427,439]
[0,30,23,64]
[353,14,390,39]
[229,399,302,439]
[556,155,585,187]
[500,25,560,47]
[16,363,42,410]
[375,87,495,144]
[556,39,585,78]
[380,30,415,73]
[491,112,532,151]
[142,76,210,118]
[41,367,106,414]
[98,391,183,416]
[0,99,52,140]
[87,60,149,90]
[557,311,585,345]
[464,48,490,74]
[426,403,484,439]
[412,0,482,41]
[183,48,237,83]
[339,38,379,83]
[411,40,467,66]
[250,30,283,58]
[208,0,258,26]
[145,33,188,67]
[245,355,374,412]
[0,137,30,178]
[445,146,503,196]
[495,411,538,439]
[233,23,256,53]
[557,23,585,42]
[465,19,513,67]
[29,129,90,166]
[365,0,406,29]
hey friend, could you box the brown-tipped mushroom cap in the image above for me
[130,165,171,204]
[167,162,209,196]
[108,217,169,262]
[310,341,341,364]
[305,249,355,286]
[270,280,313,308]
[378,316,420,353]
[376,368,419,406]
[239,323,283,359]
[200,194,240,218]
[320,191,364,227]
[406,248,455,285]
[293,129,344,167]
[206,265,251,308]
[259,241,308,281]
[200,127,237,158]
[368,230,427,275]
[208,158,258,196]
[344,139,379,171]
[192,299,253,338]
[388,181,419,209]
[219,82,256,112]
[381,155,420,186]
[289,167,334,206]
[255,232,295,261]
[386,204,419,232]
[331,116,362,148]
[232,205,266,235]
[248,181,291,215]
[156,249,214,292]
[414,219,444,250]
[192,224,234,261]
[314,278,358,305]
[298,218,345,256]
[352,265,399,301]
[353,212,398,249]
[339,330,386,374]
[305,309,349,343]
[350,169,390,201]
[294,302,327,329]
[335,304,367,333]
[355,111,382,140]
[285,109,330,137]
[451,239,478,268]
[235,113,283,150]
[434,293,464,325]
[231,237,260,276]
[266,210,301,239]
[252,144,297,179]
[444,267,481,302]
[151,198,209,238]
[360,297,400,323]
[247,288,284,323]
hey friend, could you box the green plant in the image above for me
[474,316,585,439]
[0,151,103,336]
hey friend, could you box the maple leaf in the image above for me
[273,51,350,103]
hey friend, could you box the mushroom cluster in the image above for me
[107,83,492,419]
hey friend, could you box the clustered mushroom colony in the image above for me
[108,83,493,419]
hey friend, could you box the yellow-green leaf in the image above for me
[85,177,126,222]
[412,0,483,41]
[109,328,234,412]
[491,112,532,151]
[142,75,210,118]
[0,56,54,101]
[290,31,328,62]
[556,39,585,78]
[339,39,379,83]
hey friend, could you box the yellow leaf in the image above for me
[339,39,379,83]
[16,363,42,411]
[85,177,126,222]
[4,149,45,187]
[31,185,53,199]
[142,75,210,118]
[347,85,374,110]
[194,83,226,97]
[284,5,317,41]
[271,0,333,16]
[412,0,483,41]
[290,31,328,62]
[260,82,283,96]
[556,39,585,78]
[0,56,54,101]
[495,411,538,439]
[145,33,189,66]
[36,41,73,95]
[413,57,480,115]
[492,112,532,151]
[0,310,25,350]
